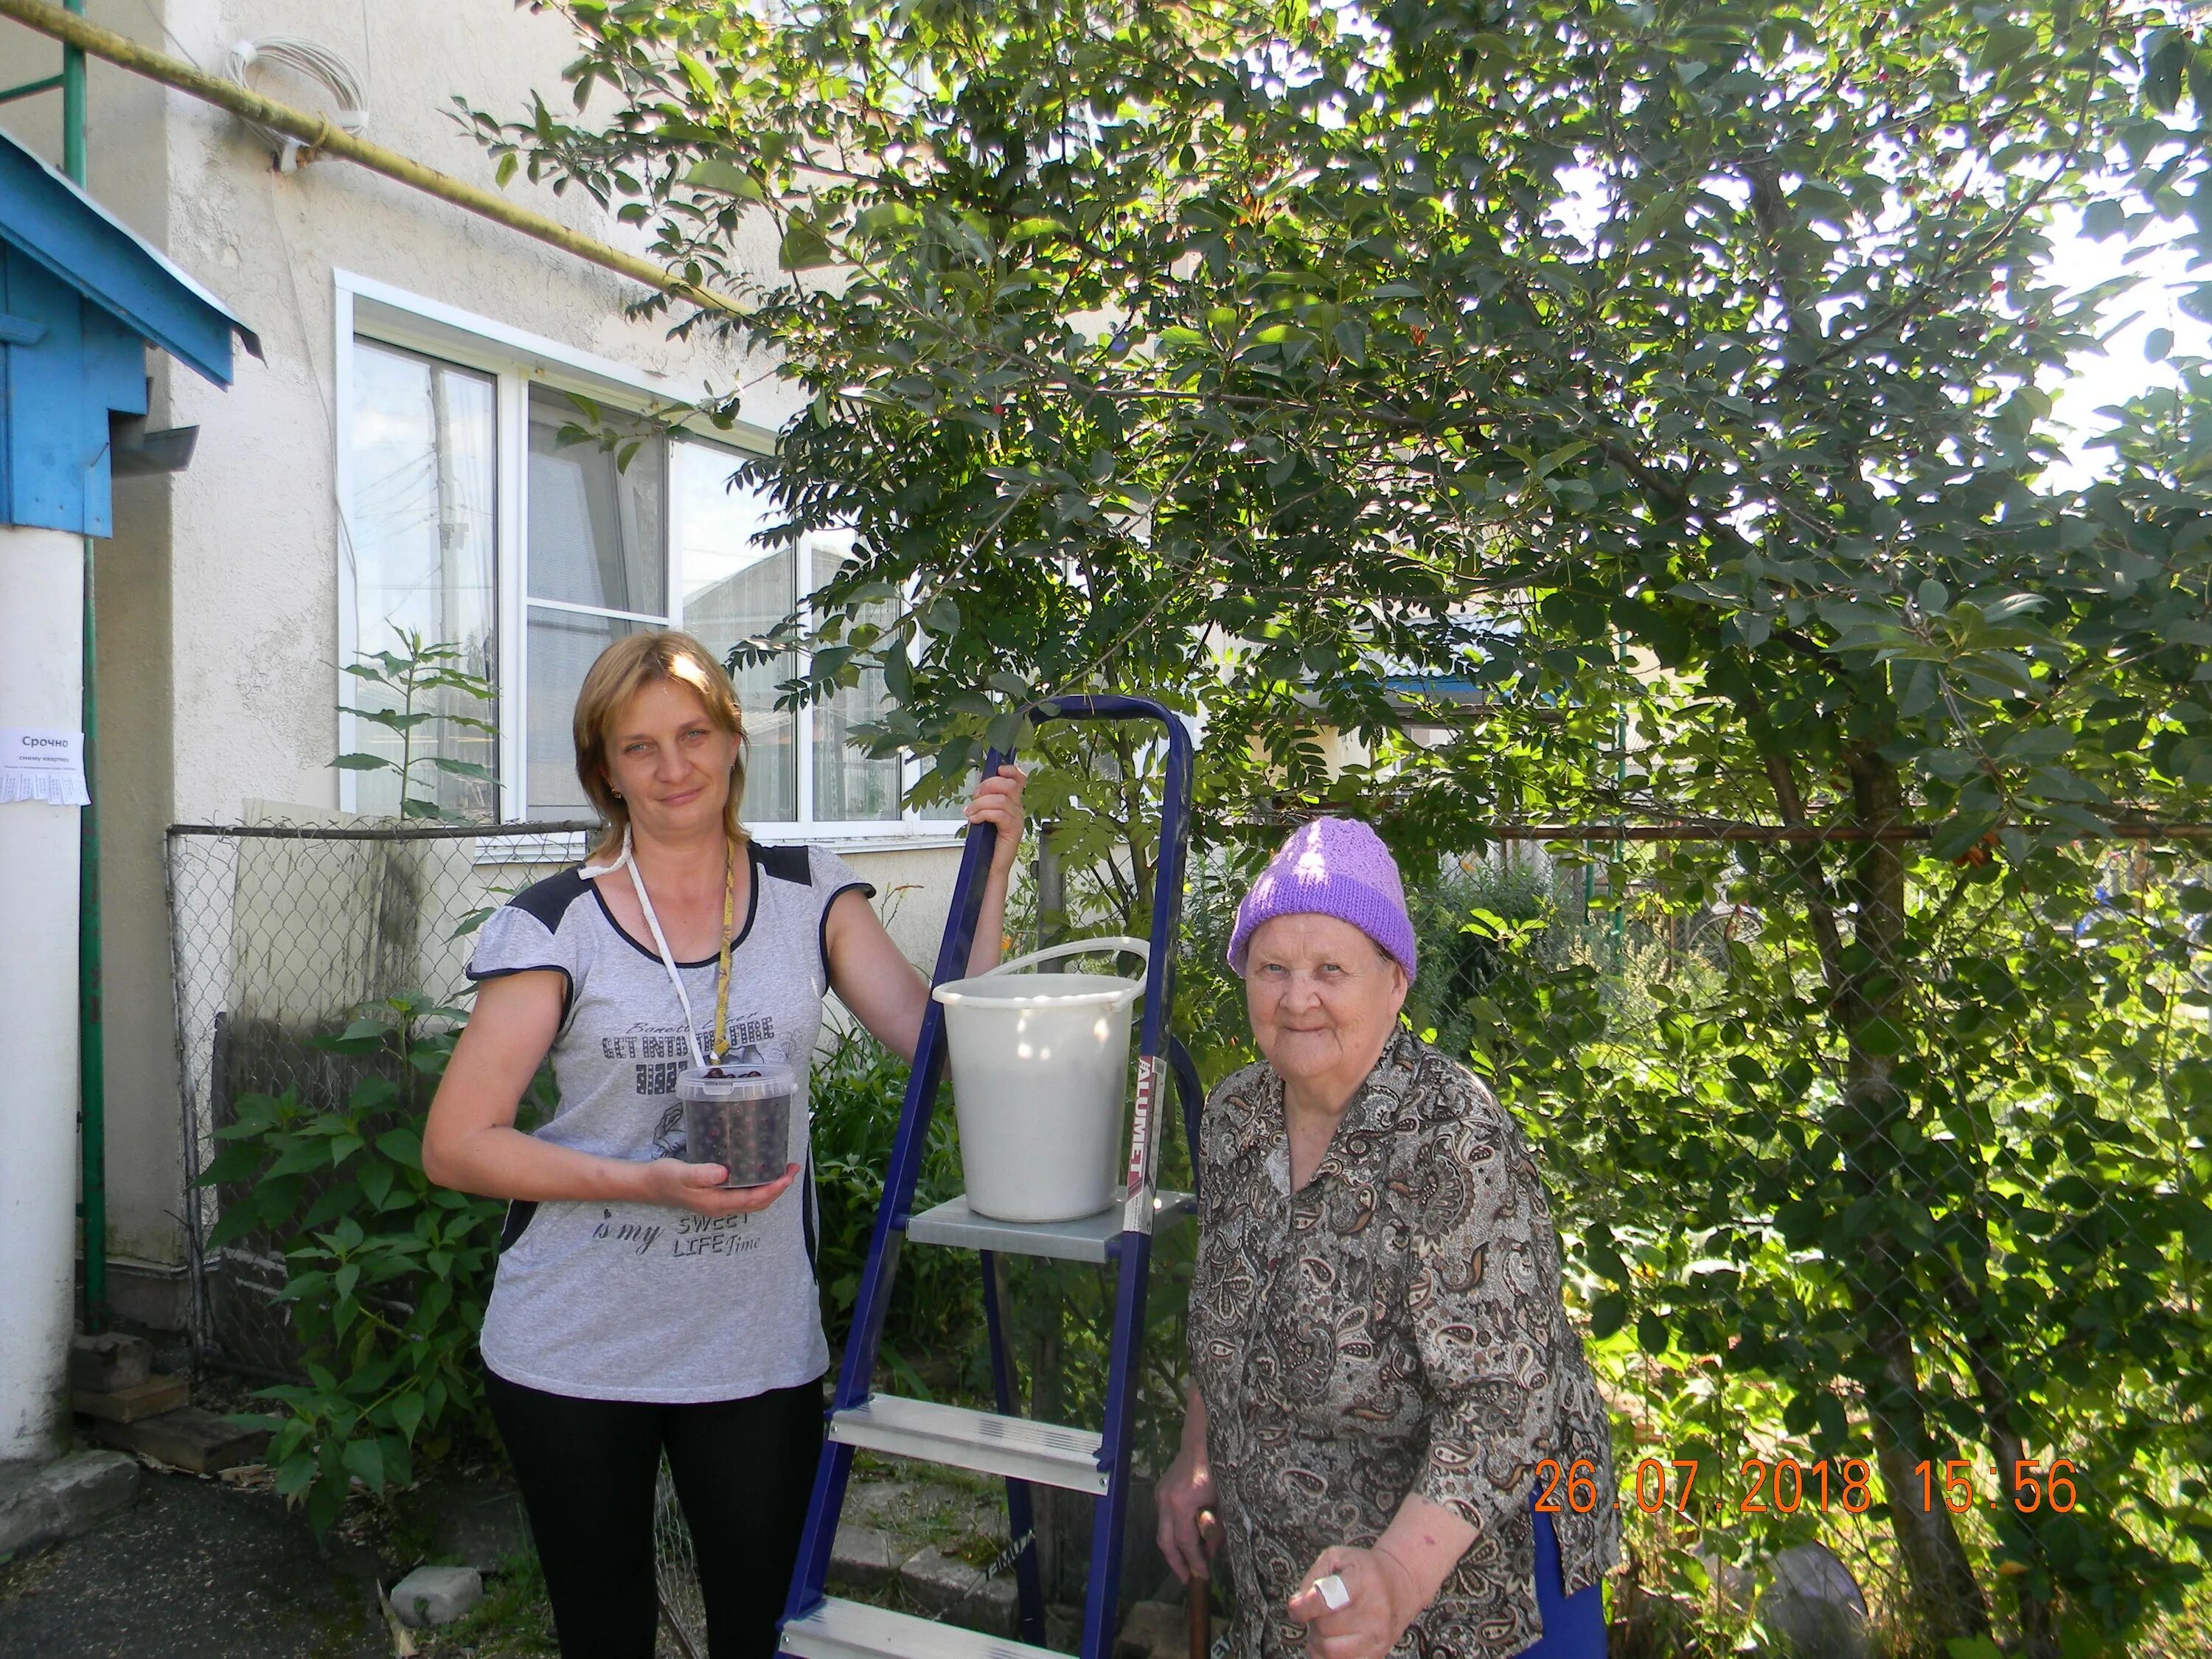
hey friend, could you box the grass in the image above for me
[410,1551,557,1658]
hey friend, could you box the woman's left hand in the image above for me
[965,764,1027,874]
[1285,1544,1422,1659]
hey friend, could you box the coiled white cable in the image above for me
[225,37,368,172]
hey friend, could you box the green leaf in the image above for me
[675,49,716,99]
[779,221,833,271]
[389,1391,425,1441]
[1589,1293,1627,1340]
[272,1452,317,1500]
[686,158,764,200]
[342,1435,385,1494]
[331,754,388,771]
[426,756,495,779]
[1931,812,2002,862]
[197,1142,269,1187]
[342,708,434,732]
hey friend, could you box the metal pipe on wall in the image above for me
[0,0,748,320]
[64,0,108,1335]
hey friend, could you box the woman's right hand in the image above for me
[1157,1411,1220,1584]
[638,1158,801,1216]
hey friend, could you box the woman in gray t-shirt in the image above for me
[425,630,1023,1659]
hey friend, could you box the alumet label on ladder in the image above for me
[1121,1053,1166,1234]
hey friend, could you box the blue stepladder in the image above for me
[779,695,1207,1659]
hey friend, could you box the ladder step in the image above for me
[827,1395,1107,1495]
[782,1596,1067,1659]
[905,1192,1194,1263]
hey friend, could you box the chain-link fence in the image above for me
[161,811,2212,1649]
[164,816,593,1376]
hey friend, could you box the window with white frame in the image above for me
[340,285,931,835]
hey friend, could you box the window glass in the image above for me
[526,609,650,815]
[527,388,667,616]
[811,536,904,822]
[674,440,797,821]
[347,340,498,818]
[347,332,931,830]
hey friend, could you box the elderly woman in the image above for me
[1157,818,1620,1658]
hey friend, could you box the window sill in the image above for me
[472,824,970,866]
[768,831,967,859]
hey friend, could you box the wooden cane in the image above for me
[1188,1509,1219,1659]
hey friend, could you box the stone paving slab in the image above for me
[896,1542,1020,1636]
[0,1451,139,1558]
[828,1521,902,1594]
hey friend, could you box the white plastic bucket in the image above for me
[931,936,1150,1223]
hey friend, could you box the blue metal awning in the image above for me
[0,131,259,383]
[0,128,258,534]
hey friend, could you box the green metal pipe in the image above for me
[60,0,82,182]
[64,0,105,1332]
[80,542,103,1331]
[0,72,63,104]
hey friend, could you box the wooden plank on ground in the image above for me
[72,1374,189,1424]
[87,1406,268,1473]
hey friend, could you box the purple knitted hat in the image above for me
[1228,818,1417,983]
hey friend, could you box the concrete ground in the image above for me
[0,1446,1183,1659]
[0,1467,388,1659]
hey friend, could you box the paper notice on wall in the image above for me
[0,727,88,807]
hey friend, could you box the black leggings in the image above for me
[486,1368,825,1659]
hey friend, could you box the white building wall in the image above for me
[153,0,793,825]
[4,0,963,1319]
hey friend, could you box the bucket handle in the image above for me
[981,935,1151,979]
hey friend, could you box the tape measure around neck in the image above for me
[602,827,737,1069]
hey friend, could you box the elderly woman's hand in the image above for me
[1285,1543,1422,1659]
[1157,1392,1220,1585]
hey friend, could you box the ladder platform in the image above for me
[827,1394,1108,1495]
[905,1192,1194,1263]
[782,1596,1067,1659]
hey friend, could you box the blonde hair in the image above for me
[572,630,748,863]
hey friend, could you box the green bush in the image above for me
[808,1021,983,1391]
[199,994,526,1532]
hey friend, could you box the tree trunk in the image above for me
[1943,1265,2061,1659]
[1839,751,1992,1646]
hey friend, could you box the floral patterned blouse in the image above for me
[1187,1029,1621,1658]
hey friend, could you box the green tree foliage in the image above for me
[470,1,2212,1646]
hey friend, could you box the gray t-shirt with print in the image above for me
[465,841,873,1403]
